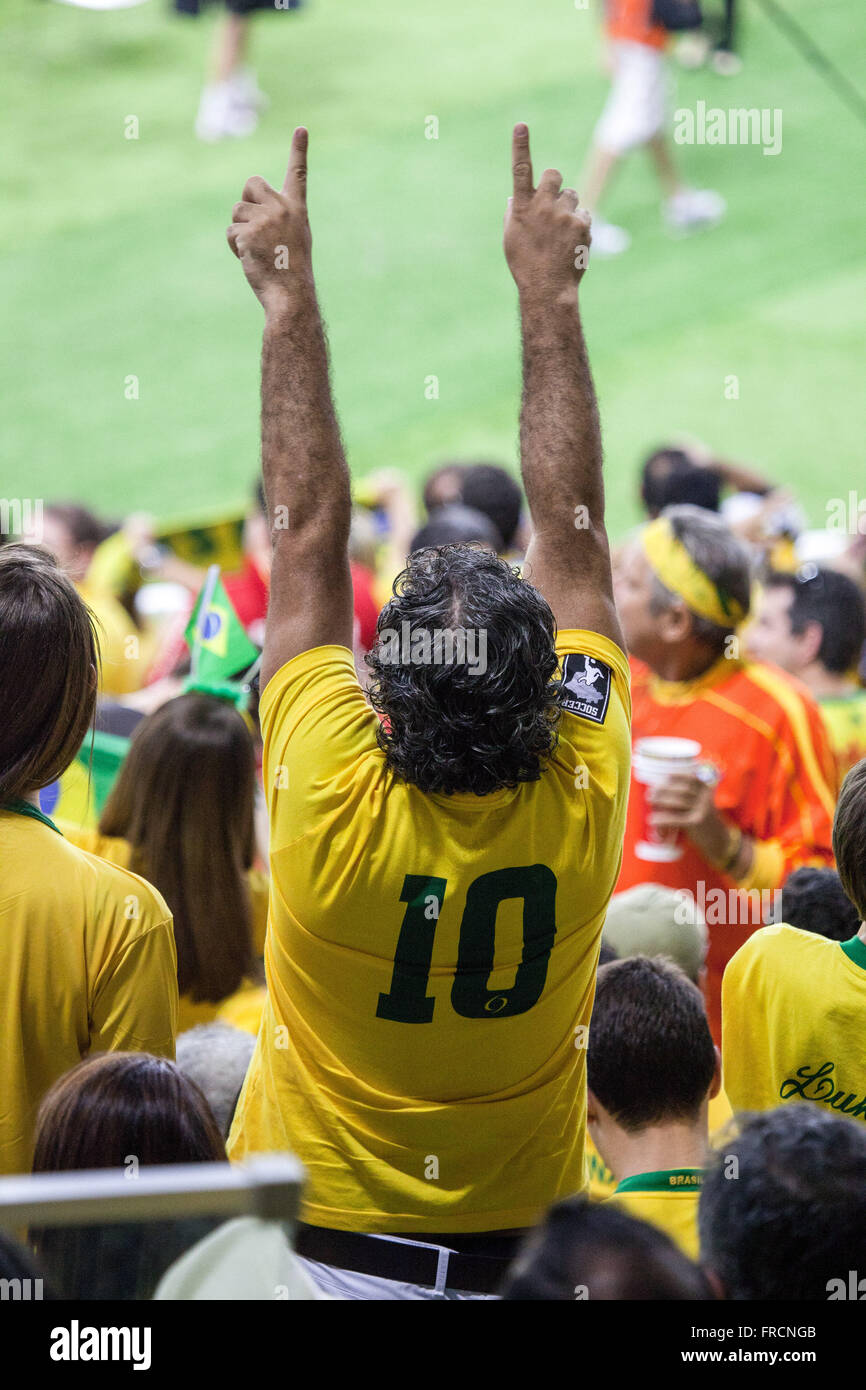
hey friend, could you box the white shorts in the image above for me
[593,41,669,154]
[297,1254,498,1301]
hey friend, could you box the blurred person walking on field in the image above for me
[580,0,725,256]
[173,0,303,143]
[223,124,631,1297]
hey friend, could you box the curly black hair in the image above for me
[365,544,562,796]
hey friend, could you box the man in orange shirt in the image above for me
[581,0,725,256]
[614,505,836,1039]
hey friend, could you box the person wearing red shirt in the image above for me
[614,505,836,1040]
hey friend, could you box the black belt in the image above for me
[295,1224,521,1294]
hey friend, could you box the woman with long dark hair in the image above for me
[62,691,268,1033]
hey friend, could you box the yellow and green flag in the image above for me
[185,566,259,682]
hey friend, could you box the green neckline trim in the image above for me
[1,798,62,836]
[615,1167,704,1195]
[841,935,866,972]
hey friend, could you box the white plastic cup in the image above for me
[633,736,702,862]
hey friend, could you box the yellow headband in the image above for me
[642,517,746,629]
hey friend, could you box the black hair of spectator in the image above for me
[460,464,524,550]
[597,940,618,968]
[833,758,866,921]
[640,448,721,518]
[699,1105,866,1299]
[366,544,560,796]
[588,957,716,1131]
[763,568,866,674]
[772,866,860,942]
[410,505,502,554]
[501,1195,714,1300]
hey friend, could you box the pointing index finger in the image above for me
[282,126,309,202]
[511,122,533,204]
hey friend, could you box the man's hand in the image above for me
[227,126,313,312]
[649,773,738,868]
[504,123,591,300]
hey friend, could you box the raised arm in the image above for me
[504,124,623,651]
[227,128,354,690]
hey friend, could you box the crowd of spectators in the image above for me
[1,122,865,1302]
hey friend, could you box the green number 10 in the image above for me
[376,865,557,1024]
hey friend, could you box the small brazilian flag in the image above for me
[184,566,259,682]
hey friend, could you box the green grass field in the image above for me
[1,0,864,537]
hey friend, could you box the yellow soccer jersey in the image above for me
[607,1169,703,1260]
[819,691,866,787]
[228,631,631,1233]
[0,802,177,1175]
[722,924,866,1121]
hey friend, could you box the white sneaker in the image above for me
[589,219,631,258]
[665,188,726,235]
[229,68,270,114]
[711,48,743,77]
[674,33,711,69]
[195,82,258,142]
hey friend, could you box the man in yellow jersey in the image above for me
[745,567,866,789]
[722,758,866,1122]
[224,125,631,1296]
[586,957,718,1259]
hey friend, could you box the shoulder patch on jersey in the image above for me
[559,653,613,725]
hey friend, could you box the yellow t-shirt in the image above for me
[722,924,866,1121]
[228,632,632,1233]
[607,1168,703,1259]
[0,803,177,1175]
